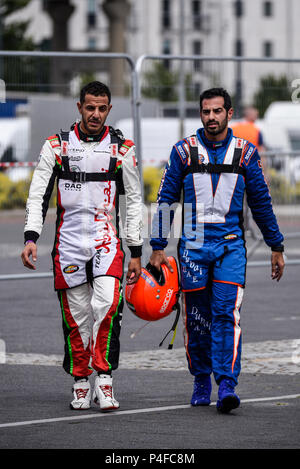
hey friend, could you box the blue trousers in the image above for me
[183,282,244,385]
[179,238,245,385]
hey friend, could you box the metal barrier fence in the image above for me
[134,54,300,165]
[1,51,300,281]
[0,50,142,184]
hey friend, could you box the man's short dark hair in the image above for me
[200,87,232,112]
[80,81,111,105]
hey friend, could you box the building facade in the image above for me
[5,0,300,105]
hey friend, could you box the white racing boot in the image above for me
[93,374,120,411]
[70,379,91,410]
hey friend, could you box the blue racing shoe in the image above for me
[191,375,212,406]
[216,379,240,413]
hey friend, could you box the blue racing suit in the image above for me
[150,128,283,385]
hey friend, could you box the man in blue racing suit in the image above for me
[150,88,285,413]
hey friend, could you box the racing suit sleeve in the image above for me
[24,140,57,244]
[244,146,284,247]
[120,143,143,257]
[150,144,185,251]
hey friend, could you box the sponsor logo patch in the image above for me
[61,141,68,156]
[159,288,173,314]
[189,136,197,146]
[70,165,80,172]
[69,155,84,162]
[63,265,79,274]
[64,182,81,191]
[223,234,238,240]
[111,143,118,156]
[141,271,155,288]
[243,146,254,165]
[178,144,187,161]
[119,146,128,155]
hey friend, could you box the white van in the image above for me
[117,101,300,181]
[0,116,31,181]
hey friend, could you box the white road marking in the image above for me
[3,339,300,375]
[0,394,299,430]
[0,243,51,258]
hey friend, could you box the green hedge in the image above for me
[143,166,165,203]
[268,169,300,204]
[0,172,31,209]
[0,171,57,210]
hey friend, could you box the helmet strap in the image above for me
[159,301,181,349]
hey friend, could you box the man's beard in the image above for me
[204,116,228,136]
[82,116,103,134]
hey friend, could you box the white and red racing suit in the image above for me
[24,123,143,377]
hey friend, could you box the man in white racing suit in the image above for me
[21,81,143,411]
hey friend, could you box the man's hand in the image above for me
[149,250,173,272]
[126,257,141,284]
[21,242,37,270]
[271,251,285,282]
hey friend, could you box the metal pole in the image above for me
[178,0,185,139]
[130,65,144,202]
[286,0,293,78]
[0,13,3,81]
[234,0,243,118]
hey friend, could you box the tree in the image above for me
[141,61,198,103]
[0,0,34,49]
[0,0,50,92]
[142,62,178,102]
[253,74,291,117]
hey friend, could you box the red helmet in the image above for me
[125,256,180,322]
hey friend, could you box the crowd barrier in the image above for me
[1,51,300,281]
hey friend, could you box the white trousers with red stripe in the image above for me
[58,276,123,378]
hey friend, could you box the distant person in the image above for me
[232,105,269,185]
[21,81,143,411]
[231,106,265,152]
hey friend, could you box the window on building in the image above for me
[162,0,171,29]
[194,82,202,100]
[87,13,96,27]
[193,40,202,71]
[163,38,171,55]
[263,41,273,57]
[234,0,243,17]
[88,37,97,50]
[263,1,273,17]
[235,39,243,56]
[87,0,97,28]
[192,0,202,30]
[162,38,171,68]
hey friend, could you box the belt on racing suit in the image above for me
[184,135,246,176]
[56,127,125,192]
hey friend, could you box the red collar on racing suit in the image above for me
[74,122,110,143]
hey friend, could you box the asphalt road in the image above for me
[0,209,299,454]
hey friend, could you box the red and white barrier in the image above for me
[0,162,37,168]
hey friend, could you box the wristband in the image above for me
[128,245,142,258]
[271,245,284,252]
[25,240,35,245]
